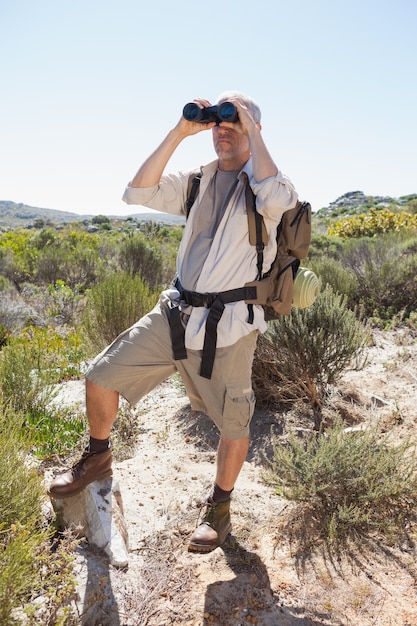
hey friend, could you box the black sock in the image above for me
[212,483,233,504]
[89,436,110,454]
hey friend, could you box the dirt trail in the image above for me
[46,328,417,625]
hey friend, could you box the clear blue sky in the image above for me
[1,0,416,216]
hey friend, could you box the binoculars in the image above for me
[182,101,238,124]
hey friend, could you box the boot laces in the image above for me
[70,448,93,477]
[197,499,218,529]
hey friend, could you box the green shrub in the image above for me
[27,405,87,460]
[328,208,417,238]
[0,410,44,528]
[341,234,417,322]
[307,233,344,260]
[253,286,369,428]
[65,246,104,289]
[309,257,358,301]
[0,405,78,624]
[45,281,85,325]
[263,417,417,543]
[0,323,10,348]
[81,270,160,353]
[0,230,36,288]
[0,327,84,411]
[0,274,12,292]
[119,232,163,288]
[0,336,56,415]
[0,326,89,458]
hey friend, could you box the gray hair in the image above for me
[216,91,261,124]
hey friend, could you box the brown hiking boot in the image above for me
[188,498,232,553]
[47,447,112,498]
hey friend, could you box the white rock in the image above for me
[51,478,129,568]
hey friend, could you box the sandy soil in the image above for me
[45,327,417,625]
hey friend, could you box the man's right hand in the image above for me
[176,98,217,136]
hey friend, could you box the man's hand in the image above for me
[218,97,260,136]
[176,98,217,136]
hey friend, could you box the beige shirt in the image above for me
[122,158,298,350]
[181,169,238,290]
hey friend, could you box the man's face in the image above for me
[212,123,250,168]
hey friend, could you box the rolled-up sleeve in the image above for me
[251,172,298,219]
[122,172,190,216]
[122,184,159,206]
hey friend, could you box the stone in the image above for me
[50,478,129,568]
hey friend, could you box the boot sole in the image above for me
[187,524,232,553]
[47,469,113,499]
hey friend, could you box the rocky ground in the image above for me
[43,328,417,625]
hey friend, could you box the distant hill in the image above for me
[316,191,417,219]
[0,201,87,227]
[1,192,416,230]
[0,201,185,229]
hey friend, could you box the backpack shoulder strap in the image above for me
[242,175,268,280]
[186,171,202,217]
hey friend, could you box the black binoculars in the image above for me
[182,101,238,124]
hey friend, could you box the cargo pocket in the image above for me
[222,382,255,439]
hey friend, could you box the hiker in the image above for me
[48,91,298,552]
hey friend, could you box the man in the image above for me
[48,91,298,553]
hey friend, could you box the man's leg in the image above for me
[47,379,118,498]
[183,333,257,553]
[188,435,250,553]
[47,293,177,499]
[215,435,249,491]
[86,378,119,439]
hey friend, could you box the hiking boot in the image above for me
[188,498,232,553]
[47,447,112,498]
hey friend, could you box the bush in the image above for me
[309,256,358,301]
[0,335,57,415]
[0,328,84,416]
[307,233,344,260]
[81,270,160,353]
[0,291,44,333]
[0,410,44,528]
[341,234,417,322]
[263,417,417,543]
[253,286,369,428]
[0,327,86,459]
[0,405,78,624]
[328,208,417,238]
[119,232,163,288]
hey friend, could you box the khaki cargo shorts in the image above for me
[85,292,258,440]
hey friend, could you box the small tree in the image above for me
[92,214,111,225]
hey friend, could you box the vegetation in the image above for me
[0,403,78,624]
[253,286,369,429]
[0,198,416,621]
[263,417,417,544]
[307,229,417,325]
[81,270,160,353]
[328,207,417,239]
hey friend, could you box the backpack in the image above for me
[186,172,318,320]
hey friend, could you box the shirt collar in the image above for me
[200,157,253,180]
